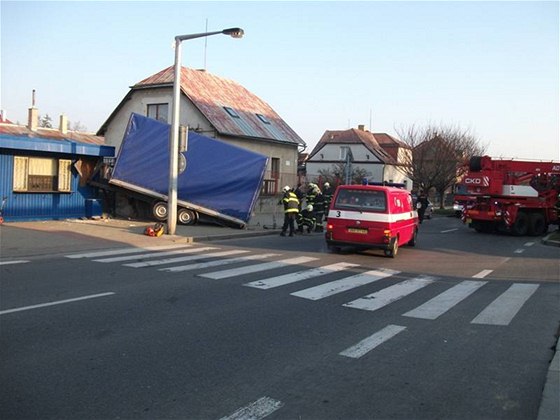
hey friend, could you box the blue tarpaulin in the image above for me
[111,113,268,224]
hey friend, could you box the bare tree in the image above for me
[316,163,369,187]
[39,114,53,128]
[69,121,88,132]
[395,123,487,207]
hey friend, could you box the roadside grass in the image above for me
[546,229,560,242]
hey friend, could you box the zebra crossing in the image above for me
[63,243,543,359]
[64,244,540,332]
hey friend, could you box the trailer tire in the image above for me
[511,211,528,236]
[528,212,546,236]
[177,208,198,225]
[151,201,168,221]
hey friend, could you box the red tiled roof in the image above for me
[0,123,105,145]
[134,66,304,146]
[309,128,397,164]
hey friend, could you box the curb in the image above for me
[537,335,560,420]
[541,232,560,247]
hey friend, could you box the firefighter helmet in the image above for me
[283,185,291,192]
[306,205,313,212]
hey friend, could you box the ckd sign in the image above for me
[464,176,489,187]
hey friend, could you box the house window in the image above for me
[224,106,240,118]
[147,103,169,123]
[256,113,270,124]
[13,156,72,193]
[271,157,280,179]
[340,146,351,160]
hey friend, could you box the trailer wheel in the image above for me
[151,201,168,221]
[177,208,198,225]
[528,212,546,236]
[511,211,528,236]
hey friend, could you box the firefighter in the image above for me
[417,192,429,224]
[322,182,334,213]
[306,183,318,209]
[279,185,299,236]
[313,187,325,232]
[294,183,305,211]
[297,204,316,234]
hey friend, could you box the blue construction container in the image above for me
[0,135,114,222]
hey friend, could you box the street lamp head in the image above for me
[222,27,244,38]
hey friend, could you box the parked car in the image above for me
[425,200,434,219]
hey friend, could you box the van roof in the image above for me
[335,184,409,193]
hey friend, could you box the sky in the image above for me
[1,0,558,160]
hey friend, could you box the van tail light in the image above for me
[383,229,391,243]
[327,223,333,231]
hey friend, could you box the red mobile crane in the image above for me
[460,156,560,235]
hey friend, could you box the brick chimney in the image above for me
[59,114,68,134]
[358,124,365,131]
[28,89,38,131]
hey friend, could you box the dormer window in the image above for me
[256,113,270,124]
[224,107,240,118]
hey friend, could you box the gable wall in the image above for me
[308,144,382,163]
[103,88,211,151]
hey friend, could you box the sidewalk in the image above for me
[0,215,281,259]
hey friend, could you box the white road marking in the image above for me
[0,292,115,315]
[441,228,459,233]
[339,325,407,359]
[123,249,241,268]
[343,276,435,312]
[160,253,279,272]
[94,247,216,263]
[524,242,535,247]
[290,268,400,300]
[199,256,318,280]
[471,283,539,326]
[403,280,487,320]
[245,262,359,290]
[219,396,284,420]
[65,244,192,259]
[472,269,493,279]
[514,249,525,254]
[0,260,30,266]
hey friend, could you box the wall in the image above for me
[0,151,103,222]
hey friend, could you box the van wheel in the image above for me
[152,201,168,221]
[178,208,198,225]
[408,229,417,247]
[384,238,399,258]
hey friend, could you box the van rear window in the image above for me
[334,189,387,212]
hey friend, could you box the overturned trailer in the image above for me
[106,113,268,228]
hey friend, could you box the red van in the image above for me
[325,184,419,257]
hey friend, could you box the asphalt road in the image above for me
[1,216,558,419]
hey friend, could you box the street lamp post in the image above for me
[167,27,244,235]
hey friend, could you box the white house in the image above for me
[305,125,412,189]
